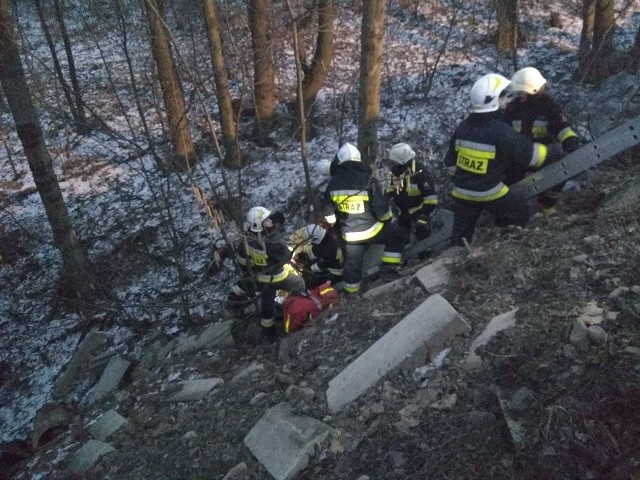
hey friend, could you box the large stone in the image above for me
[326,294,470,414]
[85,355,131,406]
[412,258,452,293]
[465,308,518,369]
[52,332,110,400]
[31,403,74,449]
[173,321,235,355]
[496,388,526,447]
[244,402,330,480]
[67,440,115,474]
[88,410,127,442]
[166,378,224,402]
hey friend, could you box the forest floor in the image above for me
[5,148,640,480]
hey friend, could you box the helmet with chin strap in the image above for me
[246,206,271,233]
[470,73,511,113]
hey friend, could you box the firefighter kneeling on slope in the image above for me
[445,73,549,246]
[323,143,409,294]
[385,142,439,242]
[291,223,344,289]
[242,206,305,338]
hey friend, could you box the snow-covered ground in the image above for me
[1,0,638,444]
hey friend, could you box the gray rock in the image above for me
[166,378,224,402]
[88,410,127,442]
[244,402,331,480]
[412,258,452,293]
[569,320,591,351]
[222,462,250,480]
[587,325,608,345]
[67,440,115,474]
[173,321,235,355]
[466,308,518,369]
[31,403,74,449]
[563,344,579,359]
[326,294,470,414]
[508,387,536,412]
[85,356,131,406]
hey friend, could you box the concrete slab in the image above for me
[412,258,452,293]
[244,402,330,480]
[85,356,131,406]
[173,320,235,355]
[326,294,470,414]
[68,439,115,474]
[362,277,407,299]
[466,308,518,369]
[88,410,127,442]
[166,378,224,402]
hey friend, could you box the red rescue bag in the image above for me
[283,282,340,334]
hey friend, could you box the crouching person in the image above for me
[292,223,344,289]
[244,206,305,338]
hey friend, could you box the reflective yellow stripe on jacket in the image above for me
[455,140,495,174]
[452,183,509,202]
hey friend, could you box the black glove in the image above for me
[562,136,580,153]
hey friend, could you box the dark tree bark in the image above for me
[496,0,518,55]
[627,25,640,73]
[248,0,276,144]
[357,0,385,167]
[579,0,615,83]
[52,0,89,134]
[144,0,196,170]
[0,0,97,302]
[295,0,334,138]
[203,0,241,168]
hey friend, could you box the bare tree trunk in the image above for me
[203,0,241,169]
[295,0,334,138]
[0,0,97,303]
[590,0,615,81]
[248,0,276,145]
[284,0,315,217]
[34,0,78,130]
[578,0,596,70]
[627,25,640,73]
[496,0,518,55]
[53,0,89,134]
[358,0,385,167]
[144,0,196,170]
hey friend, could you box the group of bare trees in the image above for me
[2,0,639,309]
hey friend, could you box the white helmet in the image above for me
[335,143,361,164]
[387,143,416,165]
[510,67,546,94]
[470,73,511,113]
[301,224,327,244]
[246,206,271,233]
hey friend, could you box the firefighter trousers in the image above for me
[451,192,529,246]
[342,222,409,293]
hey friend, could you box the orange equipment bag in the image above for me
[283,282,340,334]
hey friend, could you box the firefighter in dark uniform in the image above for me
[503,67,581,210]
[291,223,344,289]
[242,206,305,336]
[445,73,549,246]
[385,143,439,241]
[323,143,409,294]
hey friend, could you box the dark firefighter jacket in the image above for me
[242,229,292,283]
[444,112,548,202]
[503,92,579,149]
[385,162,438,216]
[323,161,393,243]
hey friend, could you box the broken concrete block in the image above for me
[362,277,407,299]
[222,462,250,480]
[85,356,131,406]
[496,388,527,447]
[412,258,452,293]
[244,402,330,480]
[53,332,111,400]
[166,378,224,402]
[68,439,115,474]
[31,403,74,449]
[466,308,518,369]
[88,410,127,442]
[326,294,470,414]
[173,320,235,355]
